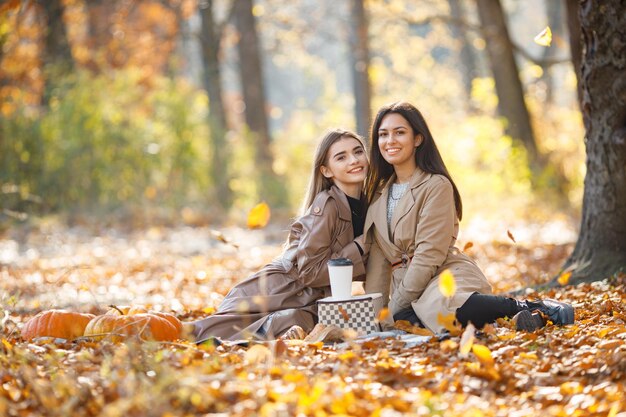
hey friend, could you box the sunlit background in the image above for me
[1,0,584,240]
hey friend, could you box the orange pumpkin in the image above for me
[84,306,182,342]
[106,305,183,336]
[21,310,96,341]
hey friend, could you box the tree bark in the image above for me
[199,0,232,210]
[233,0,285,207]
[475,0,543,177]
[561,0,626,284]
[348,0,372,139]
[564,0,583,109]
[448,0,479,108]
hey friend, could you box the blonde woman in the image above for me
[190,129,369,341]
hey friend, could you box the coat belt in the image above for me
[390,254,412,271]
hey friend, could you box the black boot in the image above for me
[526,299,575,325]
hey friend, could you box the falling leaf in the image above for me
[463,242,473,252]
[338,306,350,321]
[210,230,239,249]
[534,26,552,46]
[438,313,462,336]
[472,344,494,367]
[247,202,271,229]
[557,271,572,286]
[507,229,516,243]
[438,269,456,298]
[377,307,389,322]
[459,323,476,356]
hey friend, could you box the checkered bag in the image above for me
[317,293,383,334]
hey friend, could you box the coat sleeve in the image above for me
[388,177,456,314]
[364,234,391,304]
[295,198,366,288]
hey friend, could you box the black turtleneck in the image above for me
[346,194,366,237]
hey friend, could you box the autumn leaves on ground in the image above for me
[1,224,625,416]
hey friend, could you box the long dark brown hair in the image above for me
[300,128,367,215]
[364,101,463,220]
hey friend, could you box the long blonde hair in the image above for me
[300,129,366,215]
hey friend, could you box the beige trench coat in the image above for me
[193,185,366,342]
[364,168,492,333]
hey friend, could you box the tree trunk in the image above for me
[564,0,583,109]
[448,0,479,108]
[348,0,372,139]
[199,0,232,210]
[40,0,74,105]
[475,0,543,177]
[233,0,285,207]
[561,0,626,284]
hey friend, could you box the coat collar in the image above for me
[365,168,432,244]
[328,185,353,222]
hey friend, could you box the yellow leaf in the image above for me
[437,313,462,336]
[438,269,456,298]
[534,26,552,46]
[1,339,12,351]
[459,323,475,356]
[472,344,494,367]
[247,202,271,229]
[338,350,356,362]
[557,271,572,286]
[463,242,473,252]
[377,307,389,322]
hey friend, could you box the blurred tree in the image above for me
[475,0,543,177]
[447,0,479,108]
[199,0,233,210]
[539,0,565,104]
[564,0,582,108]
[39,0,74,106]
[562,0,626,284]
[233,0,286,207]
[348,0,371,139]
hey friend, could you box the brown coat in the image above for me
[364,168,492,333]
[193,185,366,342]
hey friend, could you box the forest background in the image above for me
[2,1,626,416]
[0,0,586,236]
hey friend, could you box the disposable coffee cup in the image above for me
[327,258,353,299]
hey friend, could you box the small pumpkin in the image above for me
[84,305,182,342]
[21,310,96,341]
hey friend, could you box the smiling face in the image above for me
[320,136,368,196]
[377,113,422,173]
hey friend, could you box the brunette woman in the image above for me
[189,129,369,342]
[363,101,574,333]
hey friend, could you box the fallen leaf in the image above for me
[438,269,456,298]
[244,344,272,364]
[247,202,271,229]
[463,242,474,252]
[534,26,552,46]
